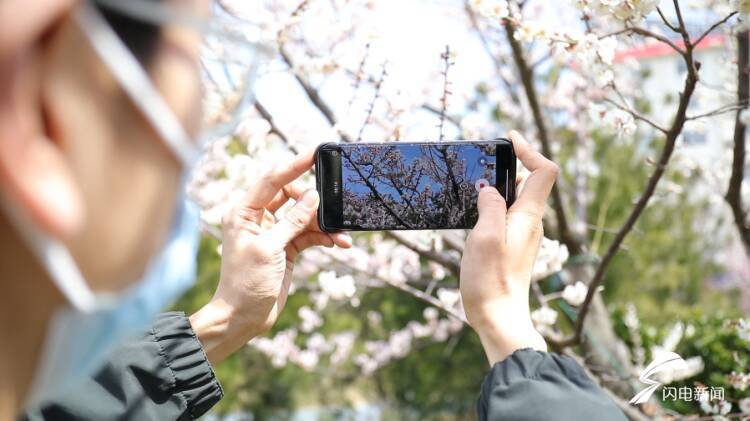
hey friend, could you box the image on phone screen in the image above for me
[316,140,515,231]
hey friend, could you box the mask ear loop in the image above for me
[74,2,199,168]
[0,192,97,311]
[0,3,201,313]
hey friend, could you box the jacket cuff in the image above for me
[151,312,224,419]
[482,348,593,389]
[477,348,625,421]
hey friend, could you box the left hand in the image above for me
[459,131,557,364]
[190,149,351,364]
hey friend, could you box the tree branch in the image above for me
[463,2,523,108]
[602,97,668,134]
[357,61,387,141]
[280,47,353,142]
[601,27,685,57]
[551,7,701,347]
[671,0,690,47]
[504,20,584,256]
[439,45,454,141]
[347,42,371,111]
[656,7,680,33]
[726,30,750,254]
[320,248,468,323]
[384,231,461,276]
[693,12,738,47]
[686,101,749,121]
[255,101,297,153]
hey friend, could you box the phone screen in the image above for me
[316,140,515,231]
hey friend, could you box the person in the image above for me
[0,0,349,418]
[1,1,627,420]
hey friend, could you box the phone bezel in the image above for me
[315,139,515,232]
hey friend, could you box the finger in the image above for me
[508,130,559,218]
[261,209,276,230]
[329,232,353,248]
[287,231,335,261]
[271,189,319,245]
[516,174,528,192]
[267,180,308,213]
[299,210,352,247]
[471,186,507,245]
[243,148,315,211]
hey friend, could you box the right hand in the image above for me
[460,131,559,364]
[190,149,351,364]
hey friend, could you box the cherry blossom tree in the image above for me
[184,0,750,418]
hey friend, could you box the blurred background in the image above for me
[179,0,750,419]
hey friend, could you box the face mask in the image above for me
[10,2,216,407]
[23,198,201,406]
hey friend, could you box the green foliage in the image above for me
[585,134,734,322]
[174,237,486,418]
[172,128,740,418]
[612,307,749,415]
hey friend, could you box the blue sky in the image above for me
[342,143,496,201]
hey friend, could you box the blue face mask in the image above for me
[9,2,219,407]
[24,198,201,406]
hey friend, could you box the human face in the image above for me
[40,1,207,292]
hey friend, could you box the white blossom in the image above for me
[739,397,750,414]
[580,0,658,21]
[729,372,750,391]
[562,281,588,306]
[298,305,323,333]
[437,288,461,309]
[423,307,439,321]
[532,238,570,281]
[294,349,320,371]
[469,0,509,19]
[740,108,750,125]
[531,306,559,327]
[318,271,357,299]
[738,319,750,341]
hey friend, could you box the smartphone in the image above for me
[315,139,516,232]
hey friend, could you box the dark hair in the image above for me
[97,2,162,65]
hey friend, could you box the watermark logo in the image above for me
[630,351,688,405]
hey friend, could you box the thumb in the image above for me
[272,189,319,244]
[473,186,507,239]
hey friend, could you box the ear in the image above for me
[0,0,77,58]
[0,52,83,239]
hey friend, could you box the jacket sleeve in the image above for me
[477,348,627,421]
[22,312,223,421]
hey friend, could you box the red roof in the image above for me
[614,33,725,62]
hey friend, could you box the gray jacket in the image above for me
[24,315,626,420]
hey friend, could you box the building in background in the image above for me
[616,28,750,309]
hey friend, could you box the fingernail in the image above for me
[300,190,319,208]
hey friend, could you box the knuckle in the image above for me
[490,194,506,206]
[470,230,503,249]
[259,169,280,187]
[544,161,560,178]
[479,190,505,206]
[285,208,309,229]
[528,221,543,238]
[221,207,236,227]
